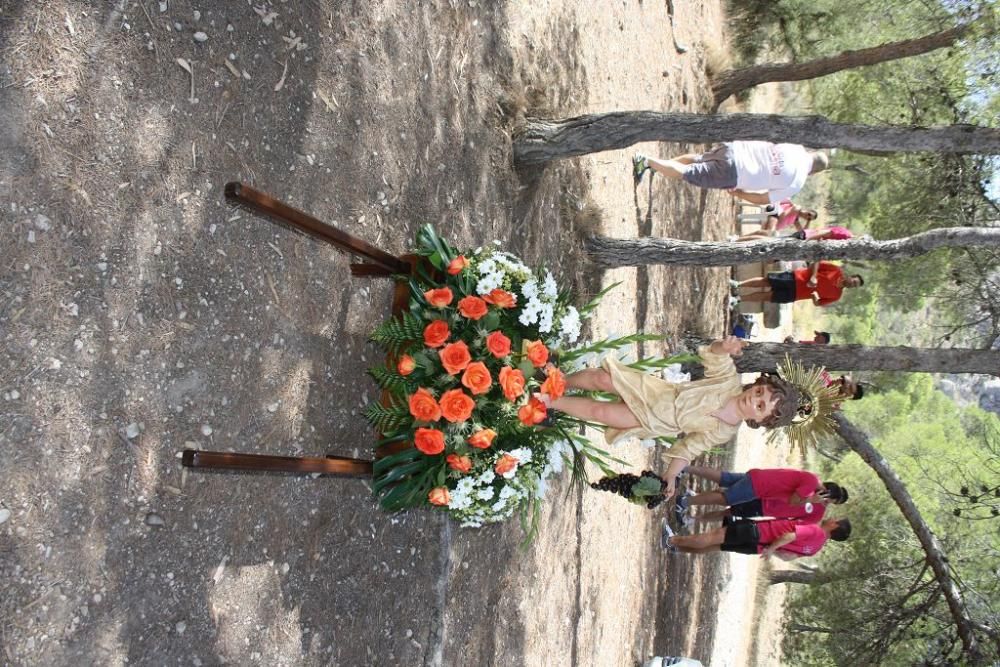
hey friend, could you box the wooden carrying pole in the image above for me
[182,450,373,476]
[182,182,411,477]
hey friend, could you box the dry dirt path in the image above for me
[1,1,739,665]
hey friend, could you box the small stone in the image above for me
[125,423,141,439]
[144,512,165,527]
[159,1,167,12]
[267,402,279,413]
[193,31,208,42]
[192,10,201,20]
[280,562,290,575]
[8,389,20,400]
[0,509,11,525]
[176,621,187,634]
[74,339,84,351]
[173,22,182,31]
[34,214,52,231]
[200,424,213,436]
[93,593,102,604]
[27,230,35,243]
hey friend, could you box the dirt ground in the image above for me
[1,1,746,665]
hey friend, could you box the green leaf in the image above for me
[578,281,622,317]
[481,310,500,332]
[630,476,664,498]
[373,446,422,476]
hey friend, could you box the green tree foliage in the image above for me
[782,380,1000,665]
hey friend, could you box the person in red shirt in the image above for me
[661,516,851,559]
[736,261,863,306]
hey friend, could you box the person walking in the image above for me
[633,141,829,205]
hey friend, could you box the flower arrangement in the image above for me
[366,226,688,534]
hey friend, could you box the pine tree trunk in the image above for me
[584,228,1000,268]
[732,342,1000,376]
[833,414,983,660]
[512,112,1000,166]
[711,24,972,106]
[768,569,832,586]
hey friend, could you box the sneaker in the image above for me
[728,295,741,309]
[632,154,650,184]
[674,493,690,515]
[728,279,741,289]
[679,513,696,531]
[660,519,676,551]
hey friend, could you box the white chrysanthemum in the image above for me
[543,271,558,299]
[538,303,555,333]
[477,470,495,485]
[661,363,691,383]
[476,486,495,501]
[509,447,533,465]
[559,306,581,343]
[521,279,538,299]
[545,441,566,476]
[491,498,507,512]
[499,484,519,500]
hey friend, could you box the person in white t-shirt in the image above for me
[633,141,829,205]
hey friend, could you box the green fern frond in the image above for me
[370,312,425,354]
[367,365,413,394]
[365,401,411,434]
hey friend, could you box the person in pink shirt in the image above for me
[697,481,848,526]
[661,516,851,559]
[672,466,847,528]
[795,226,853,241]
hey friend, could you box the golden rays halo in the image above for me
[767,354,842,452]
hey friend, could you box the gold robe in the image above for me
[602,345,744,461]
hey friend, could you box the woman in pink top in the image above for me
[734,200,818,242]
[799,225,853,240]
[661,516,851,559]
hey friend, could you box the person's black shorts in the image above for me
[729,498,764,519]
[720,521,760,555]
[766,271,796,304]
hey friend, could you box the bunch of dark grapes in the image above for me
[590,470,666,509]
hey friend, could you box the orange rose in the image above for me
[494,453,518,477]
[467,428,497,449]
[461,362,492,395]
[498,366,526,402]
[397,354,416,376]
[540,365,567,401]
[446,453,472,473]
[518,396,548,426]
[525,340,549,367]
[408,388,442,422]
[446,255,470,275]
[482,289,516,309]
[485,331,511,358]
[457,296,488,320]
[424,287,454,308]
[423,320,450,348]
[414,427,446,455]
[439,388,475,423]
[440,341,472,375]
[428,486,450,506]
